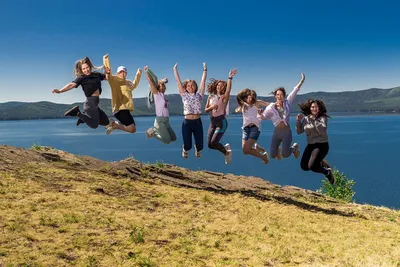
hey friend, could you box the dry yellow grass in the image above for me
[0,147,399,266]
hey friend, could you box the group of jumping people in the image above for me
[51,55,335,184]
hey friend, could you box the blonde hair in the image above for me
[182,79,198,93]
[74,57,103,77]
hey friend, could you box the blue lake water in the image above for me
[0,114,399,209]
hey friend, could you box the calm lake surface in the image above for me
[1,114,399,208]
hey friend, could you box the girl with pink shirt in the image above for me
[144,66,177,144]
[236,89,270,164]
[204,68,238,165]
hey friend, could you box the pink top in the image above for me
[209,94,229,117]
[154,92,169,117]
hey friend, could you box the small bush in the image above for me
[155,160,165,168]
[30,142,43,150]
[130,225,144,244]
[318,168,356,202]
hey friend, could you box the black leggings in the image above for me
[300,142,329,175]
[78,96,109,129]
[207,115,228,154]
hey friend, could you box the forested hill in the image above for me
[1,87,399,120]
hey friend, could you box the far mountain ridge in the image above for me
[0,87,399,120]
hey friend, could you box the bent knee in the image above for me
[243,148,251,155]
[127,126,136,133]
[300,164,309,171]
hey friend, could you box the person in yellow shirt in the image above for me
[103,54,142,134]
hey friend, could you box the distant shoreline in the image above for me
[0,111,398,122]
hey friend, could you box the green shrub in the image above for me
[30,142,43,150]
[317,168,356,202]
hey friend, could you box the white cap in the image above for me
[117,66,127,73]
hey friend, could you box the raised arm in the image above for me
[223,68,238,103]
[296,114,305,134]
[103,54,112,80]
[52,82,77,94]
[144,66,159,95]
[199,62,207,96]
[296,73,306,89]
[127,68,142,91]
[173,63,185,96]
[287,73,305,104]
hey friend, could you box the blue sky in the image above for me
[1,0,400,103]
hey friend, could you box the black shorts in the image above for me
[114,110,135,126]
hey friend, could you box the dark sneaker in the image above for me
[64,105,80,117]
[325,168,335,184]
[76,118,84,126]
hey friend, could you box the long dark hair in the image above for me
[235,88,257,112]
[271,87,286,97]
[298,99,330,118]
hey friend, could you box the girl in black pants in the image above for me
[296,99,335,184]
[52,57,111,129]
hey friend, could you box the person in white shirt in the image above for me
[144,66,177,144]
[259,74,305,160]
[236,89,270,164]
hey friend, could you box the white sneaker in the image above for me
[146,128,154,139]
[292,143,300,159]
[106,126,115,135]
[224,150,232,165]
[254,143,266,154]
[105,117,115,129]
[261,151,269,164]
[182,146,188,159]
[224,143,232,165]
[195,147,202,158]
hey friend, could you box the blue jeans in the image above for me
[182,118,203,151]
[242,125,260,140]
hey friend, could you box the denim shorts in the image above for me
[242,125,260,140]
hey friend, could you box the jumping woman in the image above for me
[173,62,207,159]
[296,99,335,184]
[52,56,110,129]
[205,68,238,164]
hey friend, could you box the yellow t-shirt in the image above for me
[103,56,142,112]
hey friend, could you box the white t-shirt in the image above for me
[154,92,169,117]
[242,105,261,129]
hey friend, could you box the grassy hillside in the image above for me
[0,145,399,266]
[1,87,400,120]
